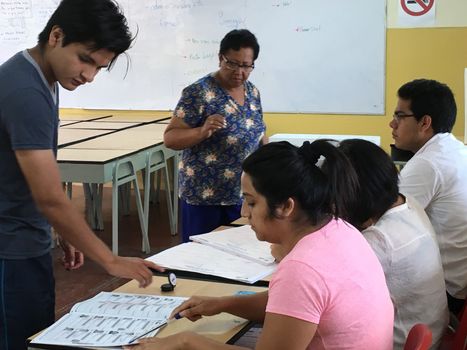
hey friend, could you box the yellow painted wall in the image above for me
[62,28,467,152]
[263,27,467,150]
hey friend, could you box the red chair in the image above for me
[441,301,467,350]
[404,324,433,350]
[452,302,467,350]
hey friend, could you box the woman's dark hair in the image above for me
[242,140,358,226]
[338,139,399,230]
[220,29,260,60]
[38,0,133,69]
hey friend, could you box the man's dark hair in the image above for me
[398,79,457,133]
[220,29,260,60]
[38,0,133,69]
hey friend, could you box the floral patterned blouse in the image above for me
[174,73,265,205]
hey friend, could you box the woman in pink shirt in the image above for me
[126,140,394,350]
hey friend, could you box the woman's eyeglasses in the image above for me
[222,55,255,72]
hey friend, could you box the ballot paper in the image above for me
[189,225,275,266]
[31,292,187,347]
[147,241,276,284]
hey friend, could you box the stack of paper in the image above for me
[190,225,275,266]
[147,226,276,284]
[31,292,187,348]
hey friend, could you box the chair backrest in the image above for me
[452,301,467,350]
[404,324,433,350]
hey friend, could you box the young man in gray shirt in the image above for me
[0,1,162,348]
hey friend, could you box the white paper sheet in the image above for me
[190,225,275,265]
[147,243,276,284]
[31,292,187,347]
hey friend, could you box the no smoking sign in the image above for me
[401,0,435,16]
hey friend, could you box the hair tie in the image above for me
[298,141,322,167]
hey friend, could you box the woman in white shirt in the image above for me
[338,139,448,350]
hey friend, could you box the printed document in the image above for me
[189,225,275,265]
[31,292,187,347]
[147,242,276,284]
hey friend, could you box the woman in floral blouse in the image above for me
[164,29,267,242]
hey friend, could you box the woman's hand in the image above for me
[170,296,226,322]
[123,332,215,350]
[123,332,187,350]
[200,114,226,139]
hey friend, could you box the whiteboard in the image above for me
[0,0,386,114]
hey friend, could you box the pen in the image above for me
[128,316,180,344]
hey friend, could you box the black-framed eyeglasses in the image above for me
[221,55,255,72]
[392,112,416,123]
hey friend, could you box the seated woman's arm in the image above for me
[255,312,316,350]
[125,291,316,350]
[171,291,268,323]
[164,114,226,150]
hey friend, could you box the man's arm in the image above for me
[15,149,162,287]
[399,158,440,208]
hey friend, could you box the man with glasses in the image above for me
[389,79,467,314]
[164,29,266,242]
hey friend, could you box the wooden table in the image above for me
[28,276,266,350]
[58,123,179,254]
[103,115,170,123]
[61,121,139,130]
[115,277,266,341]
[59,114,112,121]
[59,119,81,126]
[58,128,112,148]
[231,217,249,226]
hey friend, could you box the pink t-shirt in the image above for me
[266,219,394,350]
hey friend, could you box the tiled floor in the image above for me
[53,184,180,319]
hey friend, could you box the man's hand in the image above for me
[104,257,165,288]
[58,236,84,270]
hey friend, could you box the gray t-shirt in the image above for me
[0,50,59,259]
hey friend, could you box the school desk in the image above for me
[61,121,139,130]
[28,276,267,350]
[58,128,113,148]
[59,114,112,121]
[231,216,249,226]
[59,119,80,126]
[58,123,179,254]
[101,115,170,123]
